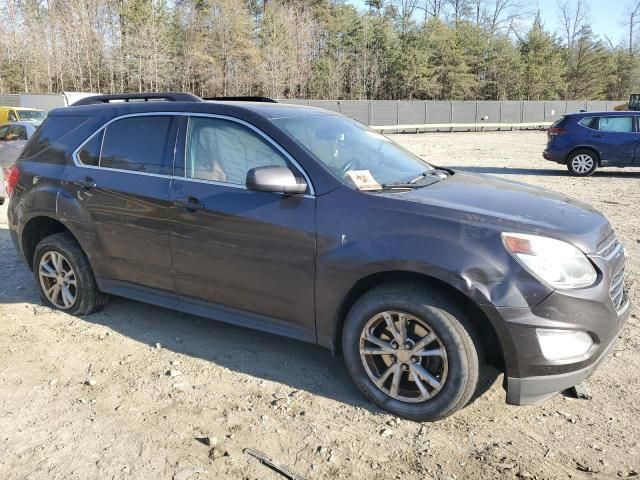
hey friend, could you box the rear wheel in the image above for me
[567,150,598,176]
[342,283,484,421]
[33,233,108,315]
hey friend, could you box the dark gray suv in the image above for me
[5,93,630,421]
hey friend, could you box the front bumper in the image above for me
[497,239,630,405]
[505,313,626,405]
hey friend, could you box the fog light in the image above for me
[536,329,593,361]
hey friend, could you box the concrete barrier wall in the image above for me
[1,94,625,127]
[279,99,625,129]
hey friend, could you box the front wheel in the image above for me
[567,150,598,176]
[342,283,484,421]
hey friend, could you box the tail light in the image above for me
[3,165,19,198]
[548,127,567,137]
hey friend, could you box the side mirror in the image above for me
[246,165,308,195]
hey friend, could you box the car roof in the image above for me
[0,106,44,112]
[1,121,37,129]
[50,100,337,121]
[567,110,638,118]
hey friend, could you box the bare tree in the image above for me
[625,1,640,54]
[417,0,445,20]
[390,0,420,33]
[447,0,471,26]
[558,0,589,49]
[482,0,529,35]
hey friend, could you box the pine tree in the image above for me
[564,25,612,100]
[520,16,566,100]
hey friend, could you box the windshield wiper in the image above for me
[377,184,422,190]
[385,169,449,188]
[410,169,450,184]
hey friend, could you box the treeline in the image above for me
[0,0,637,100]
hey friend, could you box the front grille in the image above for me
[610,267,628,312]
[597,231,620,258]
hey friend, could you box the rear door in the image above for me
[60,114,179,296]
[588,116,637,165]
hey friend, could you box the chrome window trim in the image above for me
[71,111,316,196]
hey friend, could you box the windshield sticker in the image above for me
[345,170,382,191]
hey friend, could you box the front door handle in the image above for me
[173,197,205,211]
[73,177,96,189]
[592,134,603,138]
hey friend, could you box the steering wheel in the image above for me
[340,158,362,178]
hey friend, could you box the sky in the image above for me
[347,0,630,45]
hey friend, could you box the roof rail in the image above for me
[204,96,277,103]
[72,92,202,106]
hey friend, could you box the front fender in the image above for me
[315,187,552,357]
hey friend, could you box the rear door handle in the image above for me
[73,177,96,189]
[173,197,204,211]
[592,134,603,138]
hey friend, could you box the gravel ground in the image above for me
[0,130,639,480]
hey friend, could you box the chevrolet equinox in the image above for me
[5,93,630,421]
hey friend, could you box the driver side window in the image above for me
[185,117,288,185]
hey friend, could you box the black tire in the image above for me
[342,283,484,422]
[33,232,108,316]
[567,149,598,177]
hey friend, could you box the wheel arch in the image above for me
[21,215,81,271]
[567,146,601,166]
[332,270,505,371]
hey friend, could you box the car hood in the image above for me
[389,171,610,253]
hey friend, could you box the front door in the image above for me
[60,114,179,295]
[168,115,317,340]
[589,116,637,165]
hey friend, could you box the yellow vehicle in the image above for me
[0,106,47,125]
[614,94,640,111]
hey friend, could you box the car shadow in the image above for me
[0,227,500,415]
[449,166,640,178]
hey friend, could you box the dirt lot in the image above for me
[1,131,638,480]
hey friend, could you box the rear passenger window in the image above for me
[100,116,174,174]
[185,116,288,185]
[597,117,634,133]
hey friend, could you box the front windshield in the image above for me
[273,115,434,188]
[18,110,46,121]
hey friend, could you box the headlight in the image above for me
[502,233,597,289]
[536,329,593,360]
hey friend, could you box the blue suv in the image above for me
[543,111,639,176]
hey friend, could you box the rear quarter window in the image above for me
[21,116,90,162]
[578,117,594,128]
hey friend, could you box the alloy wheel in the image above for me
[38,251,77,310]
[571,154,594,174]
[359,310,448,403]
